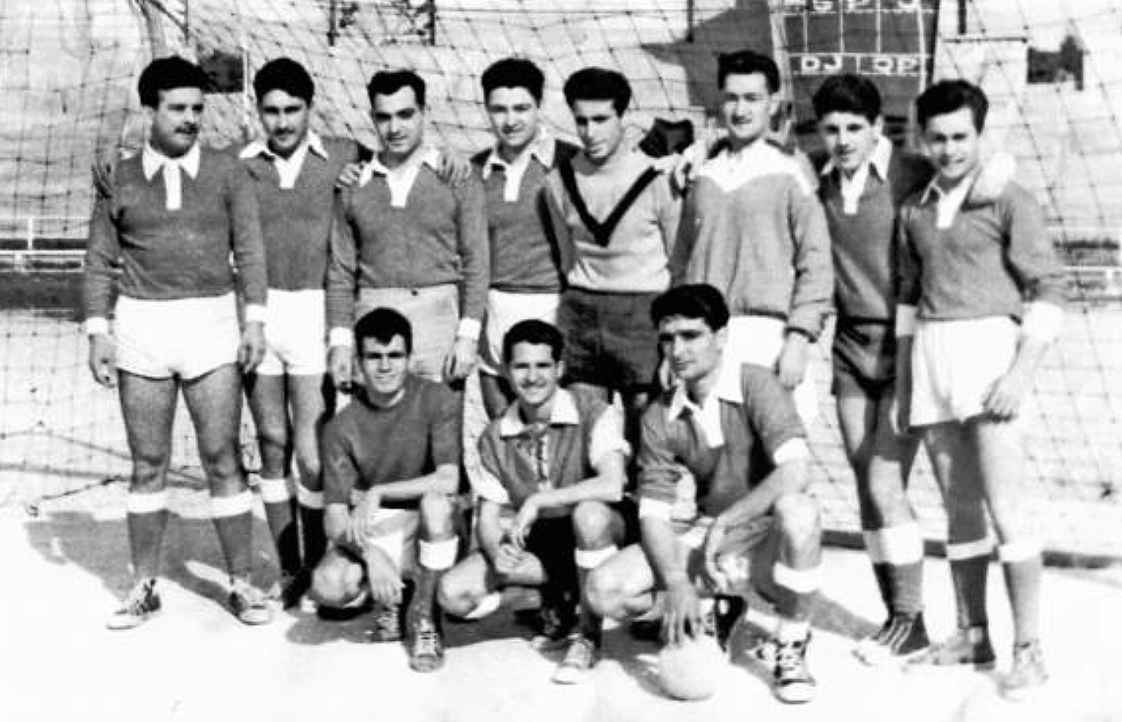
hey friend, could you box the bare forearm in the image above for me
[640,517,688,587]
[369,464,458,502]
[529,473,623,511]
[476,501,504,559]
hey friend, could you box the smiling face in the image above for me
[818,110,882,176]
[922,106,982,185]
[486,86,541,155]
[372,86,425,163]
[718,72,776,149]
[258,88,311,158]
[658,315,725,385]
[506,341,563,412]
[148,86,204,157]
[358,334,410,403]
[571,98,624,163]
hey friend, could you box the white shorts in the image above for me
[114,293,240,380]
[725,315,818,424]
[257,289,326,376]
[478,289,560,376]
[909,316,1018,427]
[351,491,420,576]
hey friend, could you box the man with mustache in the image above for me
[84,56,271,628]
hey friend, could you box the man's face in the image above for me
[719,72,775,146]
[817,110,882,175]
[148,86,204,157]
[258,89,311,158]
[922,106,982,184]
[358,335,410,400]
[658,316,724,384]
[372,86,425,160]
[486,86,541,153]
[571,99,624,163]
[506,341,563,410]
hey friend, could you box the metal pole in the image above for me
[328,0,337,47]
[686,0,695,43]
[957,0,966,35]
[428,1,437,46]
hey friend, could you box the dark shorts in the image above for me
[557,288,660,392]
[525,498,641,593]
[832,318,896,399]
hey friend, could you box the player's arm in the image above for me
[320,420,361,545]
[893,205,923,432]
[226,159,268,371]
[541,174,575,275]
[83,167,122,387]
[325,192,358,390]
[668,186,699,286]
[443,174,489,382]
[778,178,833,388]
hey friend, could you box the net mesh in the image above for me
[1,0,1120,559]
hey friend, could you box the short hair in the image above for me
[812,74,881,122]
[137,56,210,108]
[650,284,730,331]
[482,58,545,104]
[353,307,413,354]
[717,50,780,94]
[367,70,426,109]
[502,319,564,364]
[916,79,988,132]
[563,67,631,115]
[253,57,315,104]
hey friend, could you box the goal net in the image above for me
[2,0,1119,560]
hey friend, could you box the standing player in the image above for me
[327,70,488,388]
[472,58,579,419]
[544,67,681,448]
[84,56,272,627]
[672,50,832,423]
[238,57,367,606]
[310,308,461,672]
[896,80,1064,699]
[438,320,632,684]
[586,284,823,704]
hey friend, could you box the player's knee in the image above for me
[131,451,169,491]
[865,461,909,516]
[572,500,613,548]
[436,574,477,618]
[419,491,454,536]
[773,493,820,547]
[583,566,625,619]
[197,443,240,483]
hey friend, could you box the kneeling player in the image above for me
[585,284,823,704]
[438,320,631,684]
[310,308,461,672]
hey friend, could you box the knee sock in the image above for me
[773,561,820,640]
[126,490,170,581]
[211,490,255,583]
[946,537,993,630]
[575,545,618,643]
[998,540,1042,645]
[257,476,300,575]
[297,484,326,570]
[411,537,459,624]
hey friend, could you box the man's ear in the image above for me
[873,114,885,136]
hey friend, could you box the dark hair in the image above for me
[502,319,564,364]
[650,284,730,331]
[482,57,545,104]
[253,57,315,104]
[717,50,780,94]
[137,56,210,108]
[812,73,881,122]
[354,307,413,353]
[916,79,988,132]
[367,70,426,108]
[563,67,631,115]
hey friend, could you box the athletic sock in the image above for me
[297,484,326,570]
[773,561,820,624]
[257,476,300,574]
[946,537,993,629]
[126,489,170,579]
[998,540,1043,645]
[411,537,458,624]
[210,490,255,582]
[879,522,925,616]
[575,545,617,643]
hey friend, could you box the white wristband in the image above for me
[84,317,110,337]
[456,317,482,341]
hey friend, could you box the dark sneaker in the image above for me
[551,634,599,685]
[106,578,161,630]
[407,616,445,673]
[530,602,577,650]
[1001,640,1048,701]
[907,625,995,671]
[855,612,931,665]
[774,633,816,704]
[367,603,403,643]
[229,580,273,625]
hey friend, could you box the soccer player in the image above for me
[896,79,1064,699]
[672,50,832,424]
[544,67,681,448]
[472,58,579,419]
[585,284,823,704]
[238,57,367,606]
[84,56,272,628]
[326,70,488,388]
[437,319,632,684]
[310,308,461,672]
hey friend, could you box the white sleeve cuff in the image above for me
[773,438,810,466]
[328,327,353,348]
[244,304,267,324]
[456,317,482,341]
[894,305,917,338]
[84,317,110,337]
[1020,301,1063,343]
[638,497,673,521]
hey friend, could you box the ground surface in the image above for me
[2,489,1119,722]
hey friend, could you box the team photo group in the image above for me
[82,45,1064,705]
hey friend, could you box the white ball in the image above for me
[657,635,723,701]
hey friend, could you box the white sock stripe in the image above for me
[776,619,811,643]
[998,539,1042,563]
[773,562,820,594]
[575,545,618,570]
[946,537,994,561]
[464,591,502,620]
[210,490,254,518]
[419,538,458,570]
[126,490,169,514]
[296,485,324,510]
[863,530,884,563]
[879,522,924,564]
[256,477,291,504]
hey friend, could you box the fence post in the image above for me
[26,216,35,251]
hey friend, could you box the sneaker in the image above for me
[530,602,577,650]
[1001,640,1048,701]
[773,633,817,704]
[106,579,161,630]
[407,616,445,673]
[551,634,599,685]
[228,579,274,625]
[709,595,745,652]
[854,612,930,666]
[907,625,995,671]
[367,603,403,643]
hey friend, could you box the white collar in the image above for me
[665,353,742,422]
[820,133,892,181]
[142,142,200,180]
[481,130,556,180]
[358,144,441,187]
[919,170,974,206]
[238,130,329,161]
[498,388,580,438]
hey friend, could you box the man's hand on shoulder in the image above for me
[437,148,473,186]
[336,162,363,189]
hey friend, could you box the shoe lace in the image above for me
[232,580,265,607]
[413,619,440,656]
[776,639,807,678]
[121,580,154,613]
[374,605,401,634]
[561,636,595,669]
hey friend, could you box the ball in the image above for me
[657,634,723,701]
